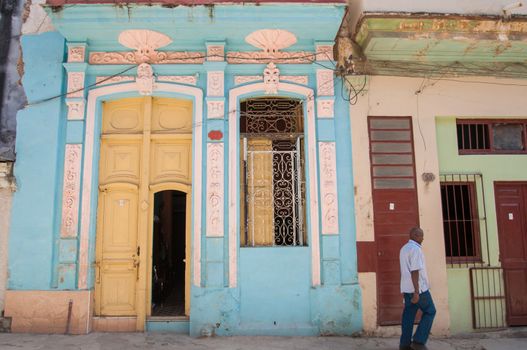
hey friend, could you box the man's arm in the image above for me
[411,270,419,304]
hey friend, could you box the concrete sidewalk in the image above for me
[0,333,526,350]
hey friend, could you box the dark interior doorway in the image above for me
[152,190,186,316]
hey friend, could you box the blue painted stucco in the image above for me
[8,3,362,336]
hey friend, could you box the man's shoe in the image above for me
[399,345,413,350]
[410,342,429,350]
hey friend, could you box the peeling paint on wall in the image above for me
[0,0,28,161]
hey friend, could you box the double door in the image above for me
[94,97,193,329]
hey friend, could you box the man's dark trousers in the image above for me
[400,290,436,347]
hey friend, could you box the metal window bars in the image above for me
[440,173,506,329]
[240,98,306,247]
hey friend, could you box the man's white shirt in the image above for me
[400,240,430,293]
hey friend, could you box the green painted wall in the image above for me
[436,116,527,333]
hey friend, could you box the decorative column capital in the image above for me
[206,41,226,62]
[66,42,87,63]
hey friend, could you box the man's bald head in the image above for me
[409,227,424,244]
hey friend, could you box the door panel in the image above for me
[102,98,145,134]
[96,188,139,316]
[99,141,141,185]
[100,260,137,315]
[150,141,192,184]
[495,183,527,326]
[368,116,419,326]
[151,98,193,133]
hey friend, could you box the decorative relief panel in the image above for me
[96,76,135,86]
[89,51,205,65]
[245,29,297,52]
[61,144,83,238]
[136,63,155,96]
[207,100,225,119]
[67,72,85,98]
[282,76,308,85]
[228,29,312,64]
[316,70,334,96]
[317,98,334,118]
[66,100,85,120]
[234,76,263,85]
[157,75,198,85]
[264,62,280,95]
[207,71,224,97]
[233,75,308,86]
[206,143,224,237]
[68,46,86,63]
[316,45,334,61]
[226,51,312,64]
[207,45,225,61]
[319,142,339,234]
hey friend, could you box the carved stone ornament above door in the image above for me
[264,62,280,95]
[118,29,172,64]
[136,63,155,96]
[226,29,312,64]
[90,29,205,65]
[245,29,297,53]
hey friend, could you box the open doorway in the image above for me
[151,190,187,316]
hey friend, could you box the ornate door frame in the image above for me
[79,83,203,330]
[228,82,321,288]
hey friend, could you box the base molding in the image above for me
[4,290,93,334]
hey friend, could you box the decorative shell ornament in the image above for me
[245,29,297,53]
[118,30,173,64]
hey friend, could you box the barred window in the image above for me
[456,119,527,154]
[440,181,481,262]
[240,98,307,246]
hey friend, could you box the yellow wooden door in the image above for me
[95,97,193,327]
[95,185,139,315]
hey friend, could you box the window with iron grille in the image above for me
[440,181,481,262]
[456,119,527,154]
[240,98,307,247]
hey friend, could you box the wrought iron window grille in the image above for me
[240,98,307,247]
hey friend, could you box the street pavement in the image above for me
[0,332,526,350]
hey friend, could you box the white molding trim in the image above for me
[206,143,224,237]
[228,82,321,287]
[79,82,203,290]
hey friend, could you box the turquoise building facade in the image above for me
[5,1,362,335]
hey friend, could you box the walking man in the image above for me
[399,227,436,350]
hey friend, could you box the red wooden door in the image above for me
[495,182,527,326]
[368,116,420,325]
